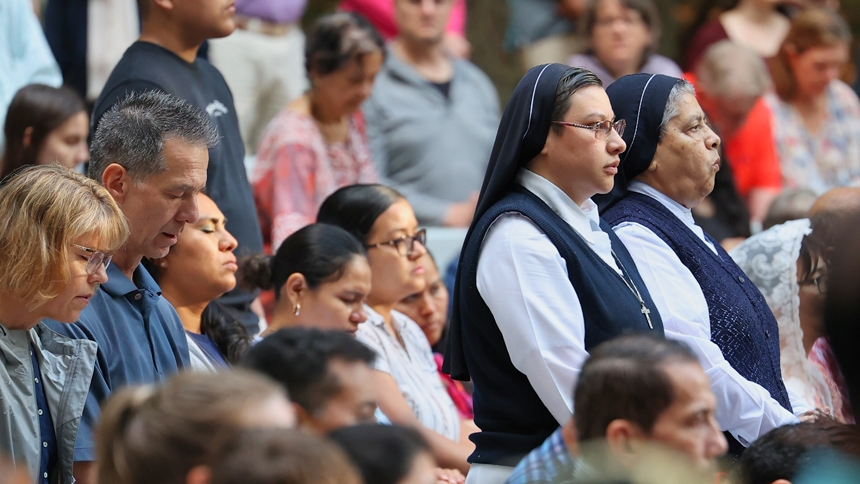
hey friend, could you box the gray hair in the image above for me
[89,91,219,183]
[696,40,772,101]
[658,80,696,142]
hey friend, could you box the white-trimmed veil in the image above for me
[731,219,833,411]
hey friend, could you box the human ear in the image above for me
[184,466,211,484]
[284,273,308,307]
[605,420,645,468]
[151,0,175,13]
[293,403,323,433]
[22,127,34,149]
[102,164,131,205]
[772,480,792,484]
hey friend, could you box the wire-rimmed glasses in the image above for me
[552,119,626,140]
[72,244,112,275]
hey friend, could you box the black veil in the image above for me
[444,63,573,380]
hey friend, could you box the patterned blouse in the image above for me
[765,81,860,194]
[357,306,461,441]
[809,337,854,424]
[252,109,378,252]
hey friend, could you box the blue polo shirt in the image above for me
[44,263,190,461]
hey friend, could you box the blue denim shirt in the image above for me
[45,263,190,461]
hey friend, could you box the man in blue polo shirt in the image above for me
[45,90,217,484]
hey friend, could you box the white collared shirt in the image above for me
[475,169,619,424]
[613,181,800,446]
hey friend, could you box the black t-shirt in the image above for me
[93,41,263,329]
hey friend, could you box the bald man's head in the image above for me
[810,187,860,248]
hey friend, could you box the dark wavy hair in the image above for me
[2,84,86,179]
[238,223,367,299]
[142,260,250,364]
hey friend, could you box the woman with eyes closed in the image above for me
[318,184,476,475]
[239,223,372,337]
[144,193,251,370]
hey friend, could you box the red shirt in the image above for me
[687,73,782,198]
[338,0,466,40]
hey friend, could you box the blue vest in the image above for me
[603,192,791,455]
[458,187,664,465]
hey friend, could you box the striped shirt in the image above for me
[357,306,460,441]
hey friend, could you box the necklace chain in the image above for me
[611,250,654,330]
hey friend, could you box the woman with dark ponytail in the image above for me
[143,193,251,369]
[239,223,372,338]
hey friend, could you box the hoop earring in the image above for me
[294,303,301,317]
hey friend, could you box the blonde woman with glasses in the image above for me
[0,164,129,484]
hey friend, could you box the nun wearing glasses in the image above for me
[599,73,808,457]
[445,64,665,483]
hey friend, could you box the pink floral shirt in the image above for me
[253,109,378,251]
[766,81,860,194]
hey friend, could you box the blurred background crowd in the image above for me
[6,0,860,483]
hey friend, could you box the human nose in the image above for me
[704,124,720,150]
[419,292,437,317]
[220,229,238,252]
[607,129,627,155]
[408,238,427,260]
[351,305,367,324]
[178,195,199,224]
[707,419,728,459]
[89,262,109,284]
[825,65,842,82]
[76,142,90,164]
[420,0,436,15]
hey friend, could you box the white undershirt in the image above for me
[476,169,619,424]
[613,181,801,446]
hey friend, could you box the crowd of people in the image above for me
[4,0,860,483]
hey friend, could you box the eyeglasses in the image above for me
[552,119,626,140]
[365,229,427,257]
[72,244,113,275]
[811,275,828,294]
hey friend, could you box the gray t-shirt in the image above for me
[363,50,500,224]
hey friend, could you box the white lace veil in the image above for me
[730,219,833,410]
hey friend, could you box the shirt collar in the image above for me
[628,180,697,228]
[363,304,407,331]
[101,263,163,298]
[517,169,603,244]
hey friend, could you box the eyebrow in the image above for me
[384,227,411,237]
[581,112,611,122]
[683,114,705,126]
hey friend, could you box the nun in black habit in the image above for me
[444,64,665,482]
[599,73,799,457]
